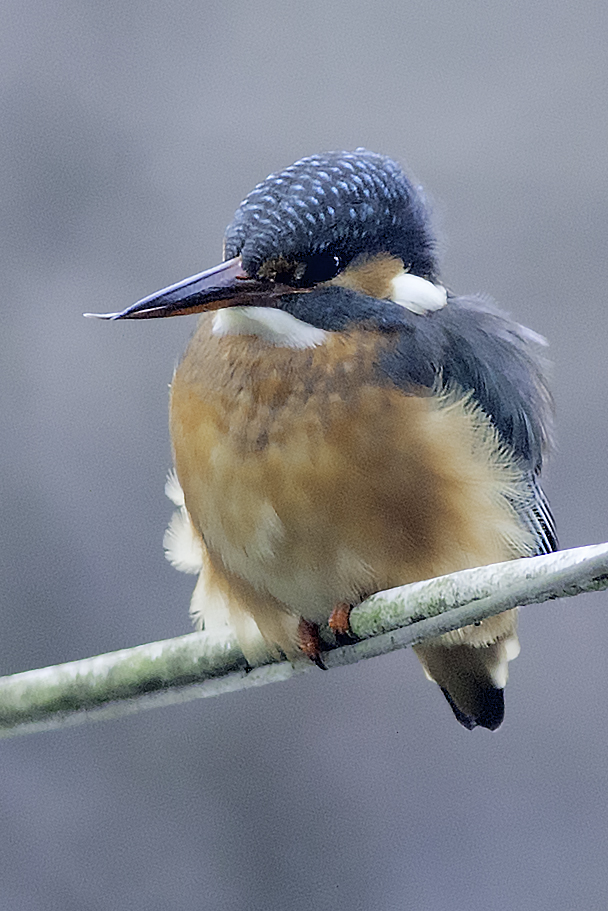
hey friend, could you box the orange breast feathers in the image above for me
[168,314,533,662]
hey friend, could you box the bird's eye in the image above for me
[258,252,342,287]
[299,252,342,285]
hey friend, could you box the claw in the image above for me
[298,618,327,670]
[329,602,355,643]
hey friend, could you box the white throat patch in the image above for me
[212,307,328,349]
[390,272,447,315]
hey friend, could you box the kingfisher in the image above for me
[88,149,556,730]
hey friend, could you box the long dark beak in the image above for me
[84,257,279,320]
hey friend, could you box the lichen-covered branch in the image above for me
[1,542,608,738]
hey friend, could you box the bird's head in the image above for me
[86,150,446,321]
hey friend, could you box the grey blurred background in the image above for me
[2,2,608,909]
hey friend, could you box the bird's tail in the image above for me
[414,609,520,731]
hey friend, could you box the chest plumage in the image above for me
[170,313,531,657]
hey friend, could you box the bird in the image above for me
[87,149,556,730]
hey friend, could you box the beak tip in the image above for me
[84,256,254,323]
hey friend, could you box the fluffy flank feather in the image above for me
[165,468,186,507]
[163,471,204,574]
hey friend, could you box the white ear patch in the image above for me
[212,306,328,349]
[390,272,447,315]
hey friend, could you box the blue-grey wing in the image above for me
[519,473,558,555]
[380,292,557,554]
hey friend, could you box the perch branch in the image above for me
[1,542,608,738]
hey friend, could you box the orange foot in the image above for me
[329,602,355,641]
[298,618,327,670]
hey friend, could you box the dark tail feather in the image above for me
[414,618,518,732]
[441,685,504,731]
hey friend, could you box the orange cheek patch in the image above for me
[329,253,403,300]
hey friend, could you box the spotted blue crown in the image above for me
[223,149,439,281]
